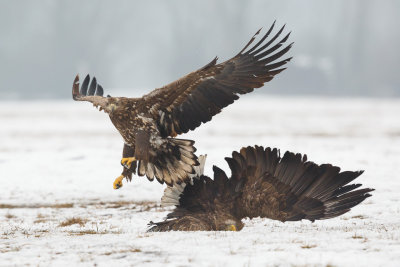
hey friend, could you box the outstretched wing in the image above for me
[151,146,373,231]
[227,146,374,222]
[141,22,293,137]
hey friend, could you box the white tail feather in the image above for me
[161,155,207,207]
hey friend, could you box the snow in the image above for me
[1,95,400,266]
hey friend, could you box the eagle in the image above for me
[72,22,292,189]
[148,146,374,231]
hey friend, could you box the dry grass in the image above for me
[351,215,367,219]
[67,229,122,235]
[101,201,137,209]
[0,203,74,209]
[301,244,317,249]
[138,203,161,212]
[59,217,87,227]
[0,246,21,253]
[95,200,162,211]
[352,233,364,239]
[103,248,142,255]
[0,200,161,210]
[34,229,50,238]
[52,203,74,208]
[136,233,151,238]
[34,213,51,224]
[5,213,16,219]
[34,218,49,224]
[68,230,98,235]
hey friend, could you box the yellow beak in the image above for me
[228,224,237,231]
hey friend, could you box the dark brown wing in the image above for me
[148,175,224,231]
[229,146,374,222]
[151,146,374,231]
[148,214,214,232]
[141,22,293,137]
[148,173,243,232]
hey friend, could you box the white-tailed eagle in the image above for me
[72,22,292,189]
[149,146,373,231]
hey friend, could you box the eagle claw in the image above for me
[121,157,136,169]
[113,175,124,190]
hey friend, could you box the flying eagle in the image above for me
[72,22,292,189]
[148,146,374,231]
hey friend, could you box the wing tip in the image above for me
[73,74,106,99]
[72,74,80,100]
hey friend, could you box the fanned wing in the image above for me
[150,146,373,231]
[229,146,374,222]
[141,22,293,137]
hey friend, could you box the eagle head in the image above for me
[103,98,119,113]
[84,97,118,114]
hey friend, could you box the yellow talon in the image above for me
[121,157,136,169]
[113,175,124,190]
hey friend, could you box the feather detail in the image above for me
[152,146,373,231]
[161,155,207,207]
[138,22,293,138]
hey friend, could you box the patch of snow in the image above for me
[0,96,399,266]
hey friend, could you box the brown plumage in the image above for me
[148,146,374,231]
[72,22,292,186]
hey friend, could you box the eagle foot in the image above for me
[113,175,124,190]
[121,157,136,169]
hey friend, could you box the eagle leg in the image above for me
[121,157,137,169]
[113,175,124,190]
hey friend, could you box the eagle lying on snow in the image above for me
[148,146,374,231]
[72,22,292,189]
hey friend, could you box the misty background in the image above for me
[0,0,399,99]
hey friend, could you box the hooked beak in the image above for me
[227,224,237,231]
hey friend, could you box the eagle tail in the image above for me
[161,155,207,207]
[137,138,200,186]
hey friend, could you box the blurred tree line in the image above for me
[0,0,398,99]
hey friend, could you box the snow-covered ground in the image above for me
[1,95,399,266]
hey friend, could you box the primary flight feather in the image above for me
[72,22,293,188]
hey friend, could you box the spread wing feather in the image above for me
[232,146,374,222]
[141,22,293,137]
[150,146,373,231]
[72,74,108,110]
